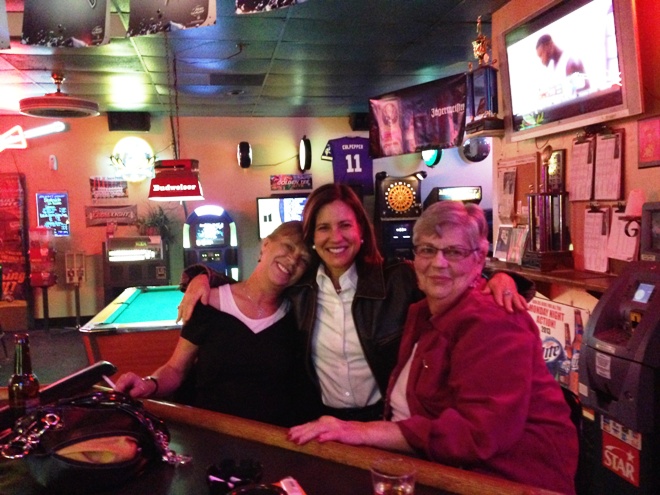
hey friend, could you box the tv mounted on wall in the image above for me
[257,195,308,239]
[501,0,643,142]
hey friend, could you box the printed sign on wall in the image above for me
[270,175,312,191]
[527,297,590,395]
[85,205,138,227]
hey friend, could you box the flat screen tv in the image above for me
[501,0,643,142]
[257,195,308,239]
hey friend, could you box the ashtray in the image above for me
[227,484,287,495]
[207,459,264,495]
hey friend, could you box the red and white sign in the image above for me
[602,431,640,487]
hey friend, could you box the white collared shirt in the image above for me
[311,263,382,408]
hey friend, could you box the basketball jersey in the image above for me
[328,136,374,195]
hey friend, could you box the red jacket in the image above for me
[387,280,577,494]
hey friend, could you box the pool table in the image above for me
[80,285,184,378]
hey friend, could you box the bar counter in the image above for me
[0,398,562,495]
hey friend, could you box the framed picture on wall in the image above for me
[507,225,529,265]
[638,116,660,169]
[494,226,513,261]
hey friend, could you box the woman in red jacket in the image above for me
[288,200,578,494]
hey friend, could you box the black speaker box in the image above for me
[107,112,151,132]
[349,112,370,131]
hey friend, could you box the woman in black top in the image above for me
[114,221,316,427]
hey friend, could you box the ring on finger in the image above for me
[503,289,513,296]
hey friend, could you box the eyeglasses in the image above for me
[412,245,478,261]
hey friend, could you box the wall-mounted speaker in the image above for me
[107,112,151,132]
[349,112,370,131]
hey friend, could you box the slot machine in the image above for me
[183,205,239,280]
[374,172,425,260]
[578,261,660,494]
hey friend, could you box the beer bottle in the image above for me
[8,333,40,421]
[559,323,572,387]
[569,309,584,395]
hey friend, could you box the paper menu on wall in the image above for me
[568,138,594,201]
[584,207,609,273]
[606,210,639,261]
[593,132,623,200]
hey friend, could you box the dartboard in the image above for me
[385,182,415,213]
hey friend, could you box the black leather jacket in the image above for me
[180,261,534,400]
[288,258,423,397]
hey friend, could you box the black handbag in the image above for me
[0,391,190,494]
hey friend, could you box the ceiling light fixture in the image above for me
[19,73,100,118]
[149,159,204,202]
[237,141,252,168]
[298,135,311,171]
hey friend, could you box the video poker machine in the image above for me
[183,205,239,280]
[578,261,660,494]
[374,173,425,260]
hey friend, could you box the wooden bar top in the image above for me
[145,399,563,495]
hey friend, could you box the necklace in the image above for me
[239,282,276,319]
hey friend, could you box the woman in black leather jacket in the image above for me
[179,184,533,421]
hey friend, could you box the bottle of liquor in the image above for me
[559,323,572,387]
[569,309,584,395]
[8,333,40,421]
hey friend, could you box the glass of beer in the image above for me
[370,457,416,495]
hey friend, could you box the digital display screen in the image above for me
[36,192,70,237]
[257,196,307,239]
[195,222,225,247]
[632,282,655,304]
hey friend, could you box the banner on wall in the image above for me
[90,176,129,202]
[22,0,110,47]
[85,205,138,226]
[0,173,28,301]
[369,73,467,158]
[270,175,312,191]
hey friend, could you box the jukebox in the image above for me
[103,236,169,305]
[183,205,239,280]
[578,261,660,494]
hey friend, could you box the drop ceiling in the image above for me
[0,0,509,118]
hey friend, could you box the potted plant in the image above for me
[137,206,175,244]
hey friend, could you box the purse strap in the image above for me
[1,391,191,465]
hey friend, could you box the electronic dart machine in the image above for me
[183,205,239,280]
[578,261,660,494]
[374,173,424,260]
